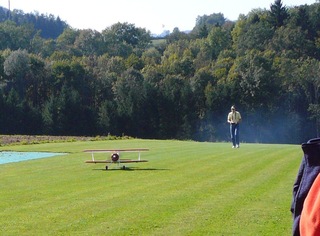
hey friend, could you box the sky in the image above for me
[0,0,317,34]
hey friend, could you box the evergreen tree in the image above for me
[269,0,289,28]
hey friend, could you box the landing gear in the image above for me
[105,165,126,170]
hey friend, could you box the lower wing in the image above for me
[85,159,148,164]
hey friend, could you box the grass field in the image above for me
[0,139,302,235]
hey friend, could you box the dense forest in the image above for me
[0,0,319,144]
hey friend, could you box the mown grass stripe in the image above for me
[0,140,302,235]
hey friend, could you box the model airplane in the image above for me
[84,148,149,170]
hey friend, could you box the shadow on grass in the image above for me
[92,167,169,171]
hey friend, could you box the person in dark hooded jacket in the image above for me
[291,138,320,235]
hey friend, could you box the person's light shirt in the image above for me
[228,111,241,124]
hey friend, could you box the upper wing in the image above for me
[83,148,149,153]
[85,159,148,163]
[84,149,149,164]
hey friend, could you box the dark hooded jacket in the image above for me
[291,138,320,236]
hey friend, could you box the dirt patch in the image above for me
[0,135,127,146]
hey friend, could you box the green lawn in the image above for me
[0,139,302,235]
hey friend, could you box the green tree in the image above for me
[56,28,81,56]
[193,13,227,37]
[102,22,151,57]
[97,100,115,135]
[290,5,313,39]
[292,3,320,59]
[113,68,145,116]
[0,21,35,51]
[125,53,144,70]
[42,95,55,134]
[299,58,320,136]
[25,54,50,107]
[113,68,147,136]
[198,24,209,38]
[141,47,162,66]
[206,26,232,60]
[74,29,105,56]
[190,38,212,70]
[234,50,279,109]
[166,27,189,44]
[3,88,21,133]
[92,55,119,106]
[268,0,289,28]
[158,75,195,139]
[105,56,126,75]
[231,12,274,55]
[141,66,163,138]
[270,26,312,58]
[3,49,30,98]
[50,60,87,96]
[161,40,191,75]
[38,39,57,58]
[190,67,214,119]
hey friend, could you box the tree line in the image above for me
[0,0,320,144]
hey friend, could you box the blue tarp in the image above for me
[0,151,67,164]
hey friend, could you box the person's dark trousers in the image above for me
[291,138,320,235]
[230,123,239,146]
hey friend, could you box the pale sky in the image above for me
[0,0,317,34]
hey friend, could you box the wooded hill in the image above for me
[0,0,319,144]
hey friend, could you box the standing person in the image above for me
[291,138,320,236]
[227,105,242,148]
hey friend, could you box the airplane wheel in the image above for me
[106,166,108,170]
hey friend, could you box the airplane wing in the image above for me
[85,160,114,163]
[83,148,149,153]
[85,159,148,163]
[84,148,149,169]
[116,159,148,163]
